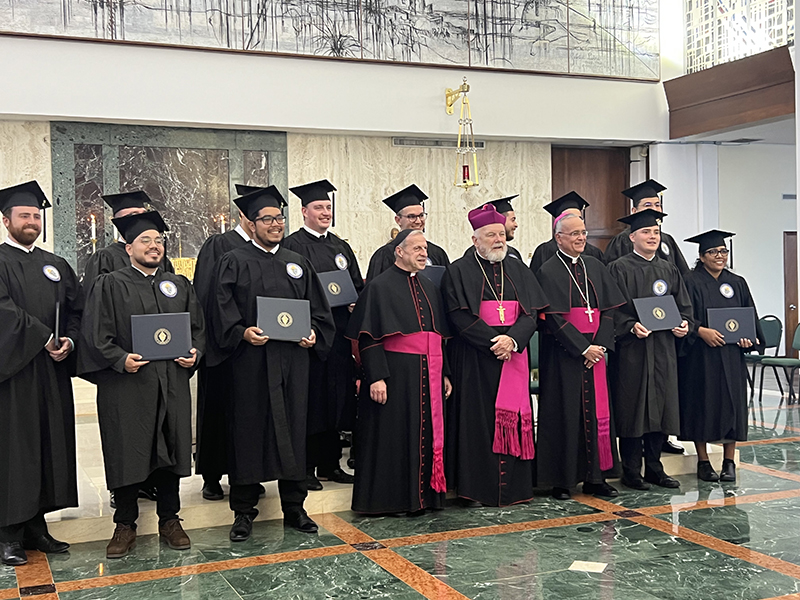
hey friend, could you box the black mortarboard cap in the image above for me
[0,180,51,212]
[102,190,150,215]
[621,179,667,205]
[685,229,736,253]
[483,195,518,214]
[542,191,588,218]
[617,209,667,233]
[382,184,428,214]
[112,210,169,243]
[290,179,337,207]
[390,228,423,250]
[233,185,287,221]
[235,184,267,196]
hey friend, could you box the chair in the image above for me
[760,323,800,405]
[746,315,783,402]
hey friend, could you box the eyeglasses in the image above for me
[255,214,286,225]
[557,230,588,238]
[401,212,427,221]
[138,236,164,246]
[704,248,729,257]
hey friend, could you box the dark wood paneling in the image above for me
[551,147,630,251]
[784,232,798,357]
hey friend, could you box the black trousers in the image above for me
[229,480,307,518]
[306,430,342,474]
[619,432,666,480]
[0,512,48,543]
[113,469,180,527]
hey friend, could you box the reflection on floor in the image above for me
[3,378,800,599]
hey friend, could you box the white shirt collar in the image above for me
[3,237,35,253]
[302,224,327,239]
[558,249,580,264]
[252,240,279,254]
[234,224,249,241]
[131,264,159,277]
[633,249,656,262]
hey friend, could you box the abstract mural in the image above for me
[0,0,659,79]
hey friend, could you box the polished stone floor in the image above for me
[3,376,800,600]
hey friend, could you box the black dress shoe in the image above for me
[229,513,254,542]
[720,459,736,482]
[284,509,318,533]
[697,460,720,482]
[202,481,224,501]
[306,473,323,491]
[0,542,27,566]
[661,439,685,454]
[458,498,482,508]
[23,533,69,554]
[138,485,158,501]
[583,481,619,498]
[406,509,426,517]
[644,472,680,488]
[621,476,651,491]
[318,468,355,485]
[552,487,571,500]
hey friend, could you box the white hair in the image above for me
[554,213,583,234]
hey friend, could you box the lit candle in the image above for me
[90,214,97,240]
[220,214,226,233]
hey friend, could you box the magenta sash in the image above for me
[382,331,447,493]
[479,301,534,460]
[564,307,613,471]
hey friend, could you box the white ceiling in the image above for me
[678,115,796,146]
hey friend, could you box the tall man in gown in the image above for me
[679,230,762,483]
[210,186,335,540]
[346,229,451,514]
[444,205,548,507]
[79,211,205,558]
[535,212,626,500]
[284,179,363,490]
[365,185,450,281]
[607,210,693,490]
[0,181,81,566]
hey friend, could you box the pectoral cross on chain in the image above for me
[497,304,506,324]
[585,305,595,323]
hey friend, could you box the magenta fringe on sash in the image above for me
[597,417,613,471]
[492,408,521,457]
[431,448,447,493]
[520,413,535,460]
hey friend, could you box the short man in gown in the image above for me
[444,205,548,507]
[79,211,205,558]
[607,209,693,490]
[365,184,449,282]
[346,229,451,514]
[0,181,81,566]
[535,211,626,499]
[210,186,335,540]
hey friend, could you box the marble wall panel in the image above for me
[287,133,552,269]
[73,144,104,277]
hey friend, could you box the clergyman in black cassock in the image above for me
[210,186,335,539]
[0,181,81,566]
[679,230,763,483]
[444,205,548,507]
[535,212,626,500]
[607,210,693,490]
[79,210,205,558]
[345,229,451,514]
[284,179,363,490]
[461,196,524,261]
[365,184,450,282]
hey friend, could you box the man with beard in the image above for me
[0,181,81,566]
[443,204,548,507]
[462,196,524,262]
[534,212,626,500]
[346,229,451,514]
[79,210,205,558]
[365,185,450,282]
[210,186,335,540]
[283,179,362,490]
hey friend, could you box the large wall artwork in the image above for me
[0,0,659,80]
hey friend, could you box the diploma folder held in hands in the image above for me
[318,270,358,308]
[708,306,757,344]
[256,297,311,343]
[131,312,192,360]
[632,295,682,332]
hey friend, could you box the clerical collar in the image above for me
[475,249,499,265]
[633,249,656,262]
[131,264,158,278]
[558,249,580,264]
[302,225,327,239]
[234,224,249,242]
[252,240,279,254]
[3,237,35,253]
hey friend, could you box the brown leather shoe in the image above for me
[159,518,191,550]
[106,524,136,559]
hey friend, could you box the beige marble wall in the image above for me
[0,121,53,249]
[287,134,552,268]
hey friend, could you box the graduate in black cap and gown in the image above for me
[346,228,451,514]
[283,179,363,490]
[529,192,605,273]
[0,181,81,566]
[607,209,693,491]
[366,185,450,282]
[210,186,335,540]
[79,210,205,559]
[679,230,763,483]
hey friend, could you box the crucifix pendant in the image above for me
[585,305,595,323]
[497,304,506,324]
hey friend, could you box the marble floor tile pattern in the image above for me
[4,383,800,599]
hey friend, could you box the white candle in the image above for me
[90,214,97,239]
[220,214,226,233]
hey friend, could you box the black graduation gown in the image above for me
[345,266,450,513]
[192,228,249,477]
[443,251,548,506]
[366,239,450,282]
[283,228,364,433]
[210,243,335,485]
[604,229,689,276]
[678,267,764,442]
[81,241,174,292]
[78,267,205,490]
[0,244,82,528]
[462,244,524,262]
[530,238,605,273]
[534,253,626,488]
[607,253,694,438]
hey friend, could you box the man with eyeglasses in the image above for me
[365,185,450,282]
[79,211,205,559]
[210,186,335,540]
